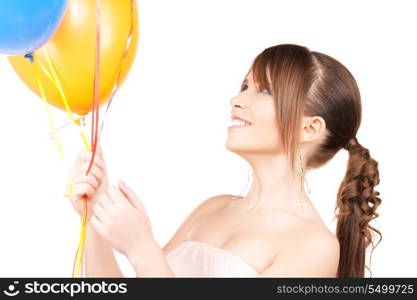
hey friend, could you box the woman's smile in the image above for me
[228,115,252,130]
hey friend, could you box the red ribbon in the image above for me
[73,0,136,277]
[86,0,101,177]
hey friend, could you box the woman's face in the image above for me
[225,70,281,154]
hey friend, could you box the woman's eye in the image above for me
[240,83,248,92]
[240,83,271,95]
[261,88,272,96]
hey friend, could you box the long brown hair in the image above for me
[243,44,382,277]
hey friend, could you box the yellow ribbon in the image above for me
[31,52,90,278]
[41,48,91,152]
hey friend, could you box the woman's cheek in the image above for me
[253,118,281,151]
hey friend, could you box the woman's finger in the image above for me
[77,163,103,183]
[107,186,127,206]
[82,154,106,171]
[118,181,144,210]
[93,202,106,219]
[72,172,99,188]
[98,192,114,210]
[90,214,105,236]
[76,150,106,170]
[70,164,103,184]
[71,182,95,198]
[96,143,104,156]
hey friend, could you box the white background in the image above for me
[0,0,415,277]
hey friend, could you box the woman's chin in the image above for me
[225,140,249,154]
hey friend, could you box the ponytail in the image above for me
[335,137,382,277]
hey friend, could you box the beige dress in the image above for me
[165,240,259,277]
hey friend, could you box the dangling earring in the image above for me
[296,149,311,210]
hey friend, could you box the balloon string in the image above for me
[28,54,88,278]
[34,45,92,278]
[32,0,135,278]
[40,48,91,152]
[73,0,101,278]
[72,195,88,277]
[74,0,137,277]
[98,0,136,139]
[34,48,90,278]
[36,51,91,195]
[31,56,65,161]
[74,0,136,276]
[87,0,101,177]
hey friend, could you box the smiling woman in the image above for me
[223,43,381,278]
[163,43,381,278]
[69,43,381,279]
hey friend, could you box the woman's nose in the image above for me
[230,96,246,109]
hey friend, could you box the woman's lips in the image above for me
[228,125,251,130]
[228,122,252,130]
[228,115,252,130]
[231,115,252,125]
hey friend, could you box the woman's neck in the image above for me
[241,152,311,212]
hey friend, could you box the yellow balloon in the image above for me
[8,0,139,116]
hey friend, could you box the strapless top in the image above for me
[165,240,260,277]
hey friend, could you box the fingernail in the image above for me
[119,180,126,187]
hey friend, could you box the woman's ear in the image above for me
[300,116,326,143]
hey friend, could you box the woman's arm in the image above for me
[84,223,124,277]
[126,194,233,277]
[127,238,176,277]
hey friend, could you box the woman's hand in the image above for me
[67,144,108,219]
[89,181,155,261]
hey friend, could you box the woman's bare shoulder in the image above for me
[285,218,339,252]
[260,223,340,277]
[195,193,236,214]
[162,194,234,255]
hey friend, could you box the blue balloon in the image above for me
[0,0,69,55]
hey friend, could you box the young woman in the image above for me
[68,43,381,278]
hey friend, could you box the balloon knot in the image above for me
[24,52,34,64]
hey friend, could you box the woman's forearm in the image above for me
[128,239,176,277]
[84,223,124,277]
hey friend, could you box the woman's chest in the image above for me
[185,206,302,274]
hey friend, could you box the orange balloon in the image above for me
[8,0,139,116]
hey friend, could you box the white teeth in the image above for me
[231,118,250,127]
